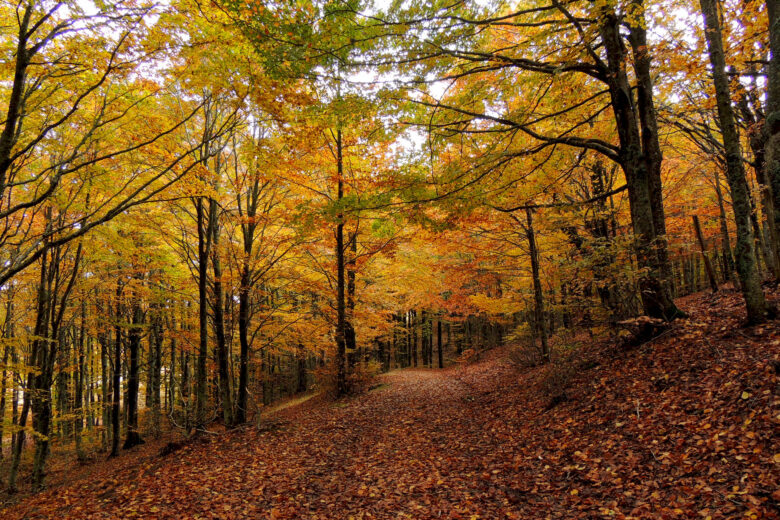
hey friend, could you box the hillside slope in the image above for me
[3,288,779,519]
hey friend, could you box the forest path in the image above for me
[5,289,779,519]
[7,358,524,520]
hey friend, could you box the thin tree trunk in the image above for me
[525,208,549,362]
[437,318,443,369]
[168,312,177,415]
[335,127,348,397]
[693,215,719,292]
[210,197,233,426]
[345,231,357,368]
[74,299,87,460]
[110,281,123,457]
[123,291,144,450]
[195,197,212,427]
[0,292,13,460]
[714,169,735,281]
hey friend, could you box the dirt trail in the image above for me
[4,362,523,520]
[3,290,779,519]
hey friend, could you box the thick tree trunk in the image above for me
[628,0,674,289]
[738,82,780,275]
[765,0,780,255]
[0,6,31,191]
[700,0,769,323]
[599,7,682,321]
[148,307,163,436]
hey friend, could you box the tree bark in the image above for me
[209,197,233,426]
[335,127,348,397]
[195,197,212,427]
[713,169,735,281]
[0,293,13,460]
[110,281,123,458]
[693,215,719,292]
[765,0,780,256]
[123,290,144,450]
[74,299,87,460]
[525,208,549,362]
[700,0,769,323]
[598,6,683,321]
[345,230,357,368]
[437,318,443,369]
[627,0,674,290]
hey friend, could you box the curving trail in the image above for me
[5,362,527,520]
[3,290,779,519]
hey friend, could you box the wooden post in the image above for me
[692,215,718,292]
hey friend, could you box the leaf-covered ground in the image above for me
[3,287,779,519]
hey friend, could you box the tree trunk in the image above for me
[296,345,307,394]
[700,0,769,323]
[525,208,549,362]
[210,198,233,427]
[31,240,81,490]
[123,293,144,450]
[765,0,780,255]
[693,215,719,292]
[168,312,177,416]
[599,6,682,321]
[0,295,13,460]
[714,169,735,281]
[110,281,123,457]
[345,231,357,368]
[236,261,251,423]
[437,318,443,368]
[627,0,674,290]
[149,307,163,436]
[195,197,212,427]
[412,310,418,367]
[335,128,348,397]
[74,299,87,460]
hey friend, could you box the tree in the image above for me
[372,0,685,321]
[699,0,770,323]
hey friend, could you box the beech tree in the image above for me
[699,0,770,323]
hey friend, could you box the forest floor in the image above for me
[2,286,779,519]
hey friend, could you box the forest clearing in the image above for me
[0,0,779,517]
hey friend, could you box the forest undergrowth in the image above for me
[2,286,778,520]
